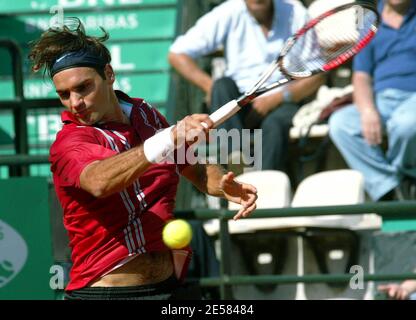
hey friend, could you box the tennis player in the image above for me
[29,18,257,300]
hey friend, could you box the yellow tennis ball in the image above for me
[162,219,192,249]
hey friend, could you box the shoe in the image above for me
[394,177,416,200]
[379,178,416,201]
[379,189,395,201]
[405,177,416,200]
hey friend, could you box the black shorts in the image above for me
[64,276,202,300]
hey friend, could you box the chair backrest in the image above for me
[292,169,364,207]
[290,169,381,230]
[228,170,291,210]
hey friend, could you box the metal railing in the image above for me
[0,39,60,176]
[176,201,416,299]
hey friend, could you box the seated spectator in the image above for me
[168,0,324,172]
[329,0,416,201]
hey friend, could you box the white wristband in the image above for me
[143,126,175,163]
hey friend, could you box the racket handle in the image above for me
[204,99,241,128]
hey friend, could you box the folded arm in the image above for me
[353,71,382,145]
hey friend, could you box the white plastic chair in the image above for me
[289,169,381,229]
[292,169,365,206]
[229,170,291,210]
[289,169,380,300]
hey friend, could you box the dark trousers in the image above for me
[188,220,220,299]
[210,77,298,171]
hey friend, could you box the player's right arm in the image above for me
[79,145,151,198]
[79,114,213,198]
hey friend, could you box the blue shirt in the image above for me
[169,0,308,93]
[354,1,416,93]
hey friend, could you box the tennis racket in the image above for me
[205,1,380,128]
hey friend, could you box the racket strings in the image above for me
[281,7,378,77]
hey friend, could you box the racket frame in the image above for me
[208,2,380,127]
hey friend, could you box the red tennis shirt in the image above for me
[50,90,191,291]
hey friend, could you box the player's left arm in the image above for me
[181,164,257,220]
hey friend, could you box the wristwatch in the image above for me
[282,88,294,103]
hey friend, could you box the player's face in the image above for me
[245,0,273,20]
[53,66,115,125]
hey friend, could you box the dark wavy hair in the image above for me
[28,17,111,78]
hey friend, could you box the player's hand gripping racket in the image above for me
[205,1,379,128]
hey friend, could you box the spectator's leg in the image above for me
[329,104,398,200]
[260,102,298,171]
[385,91,416,185]
[210,77,251,166]
[187,220,220,299]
